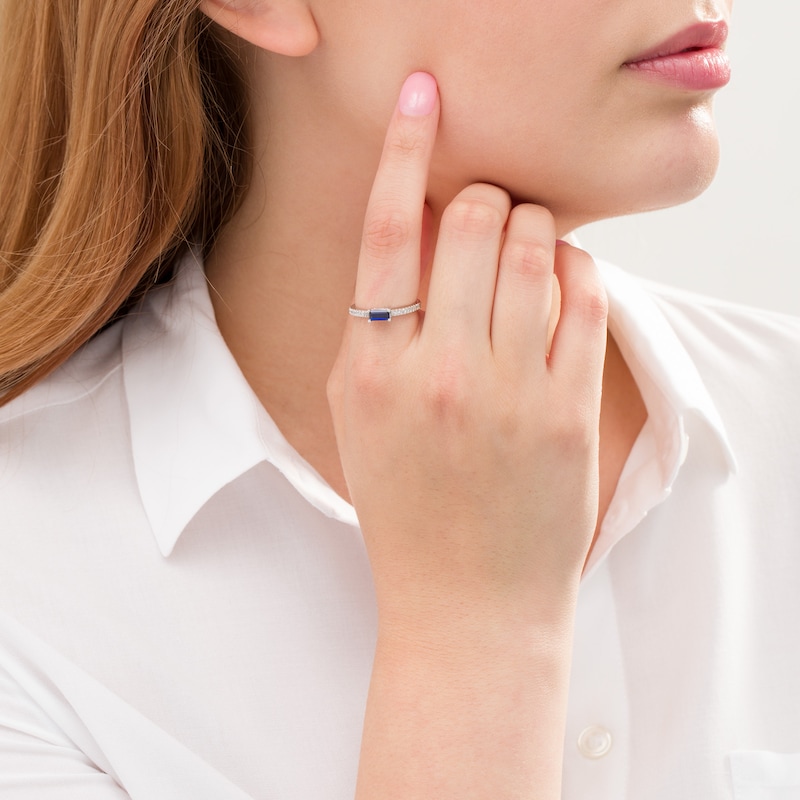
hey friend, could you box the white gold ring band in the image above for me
[348,301,421,322]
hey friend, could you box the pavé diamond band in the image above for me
[348,301,421,322]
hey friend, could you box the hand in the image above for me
[327,72,608,633]
[329,71,608,800]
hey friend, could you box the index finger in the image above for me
[354,72,440,326]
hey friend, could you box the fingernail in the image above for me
[399,72,437,117]
[555,239,569,246]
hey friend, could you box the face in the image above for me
[311,0,734,230]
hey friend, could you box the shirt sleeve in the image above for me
[0,661,130,799]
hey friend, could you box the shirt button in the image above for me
[577,725,613,759]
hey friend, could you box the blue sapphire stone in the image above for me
[368,308,392,322]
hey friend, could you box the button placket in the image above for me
[563,563,629,799]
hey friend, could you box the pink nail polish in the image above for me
[399,72,437,117]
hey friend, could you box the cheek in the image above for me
[326,0,612,155]
[420,3,624,186]
[420,0,602,104]
[424,59,611,206]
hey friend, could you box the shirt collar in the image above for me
[598,258,737,479]
[581,259,738,578]
[122,250,735,559]
[122,249,356,557]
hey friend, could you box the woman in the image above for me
[1,0,798,798]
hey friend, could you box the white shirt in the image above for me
[1,250,799,800]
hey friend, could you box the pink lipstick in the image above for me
[624,21,731,91]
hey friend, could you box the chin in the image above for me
[557,110,723,230]
[644,108,722,210]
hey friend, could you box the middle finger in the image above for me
[423,183,511,347]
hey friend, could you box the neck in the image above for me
[204,61,379,498]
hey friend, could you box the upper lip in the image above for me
[625,20,728,64]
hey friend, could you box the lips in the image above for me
[626,20,728,64]
[623,20,731,90]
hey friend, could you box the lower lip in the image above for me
[624,49,731,91]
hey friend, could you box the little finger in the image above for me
[547,244,608,403]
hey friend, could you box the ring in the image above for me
[348,300,421,322]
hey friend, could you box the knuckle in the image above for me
[560,252,608,326]
[588,289,609,324]
[502,238,552,279]
[577,283,609,326]
[348,354,390,400]
[362,204,414,259]
[547,406,595,454]
[443,195,506,237]
[326,365,344,407]
[336,348,400,414]
[419,352,471,425]
[493,391,526,442]
[387,121,429,160]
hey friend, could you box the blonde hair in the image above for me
[0,0,249,403]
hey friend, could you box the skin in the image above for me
[198,0,731,796]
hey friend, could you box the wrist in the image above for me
[359,598,577,800]
[374,583,580,667]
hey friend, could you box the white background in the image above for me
[577,2,799,315]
